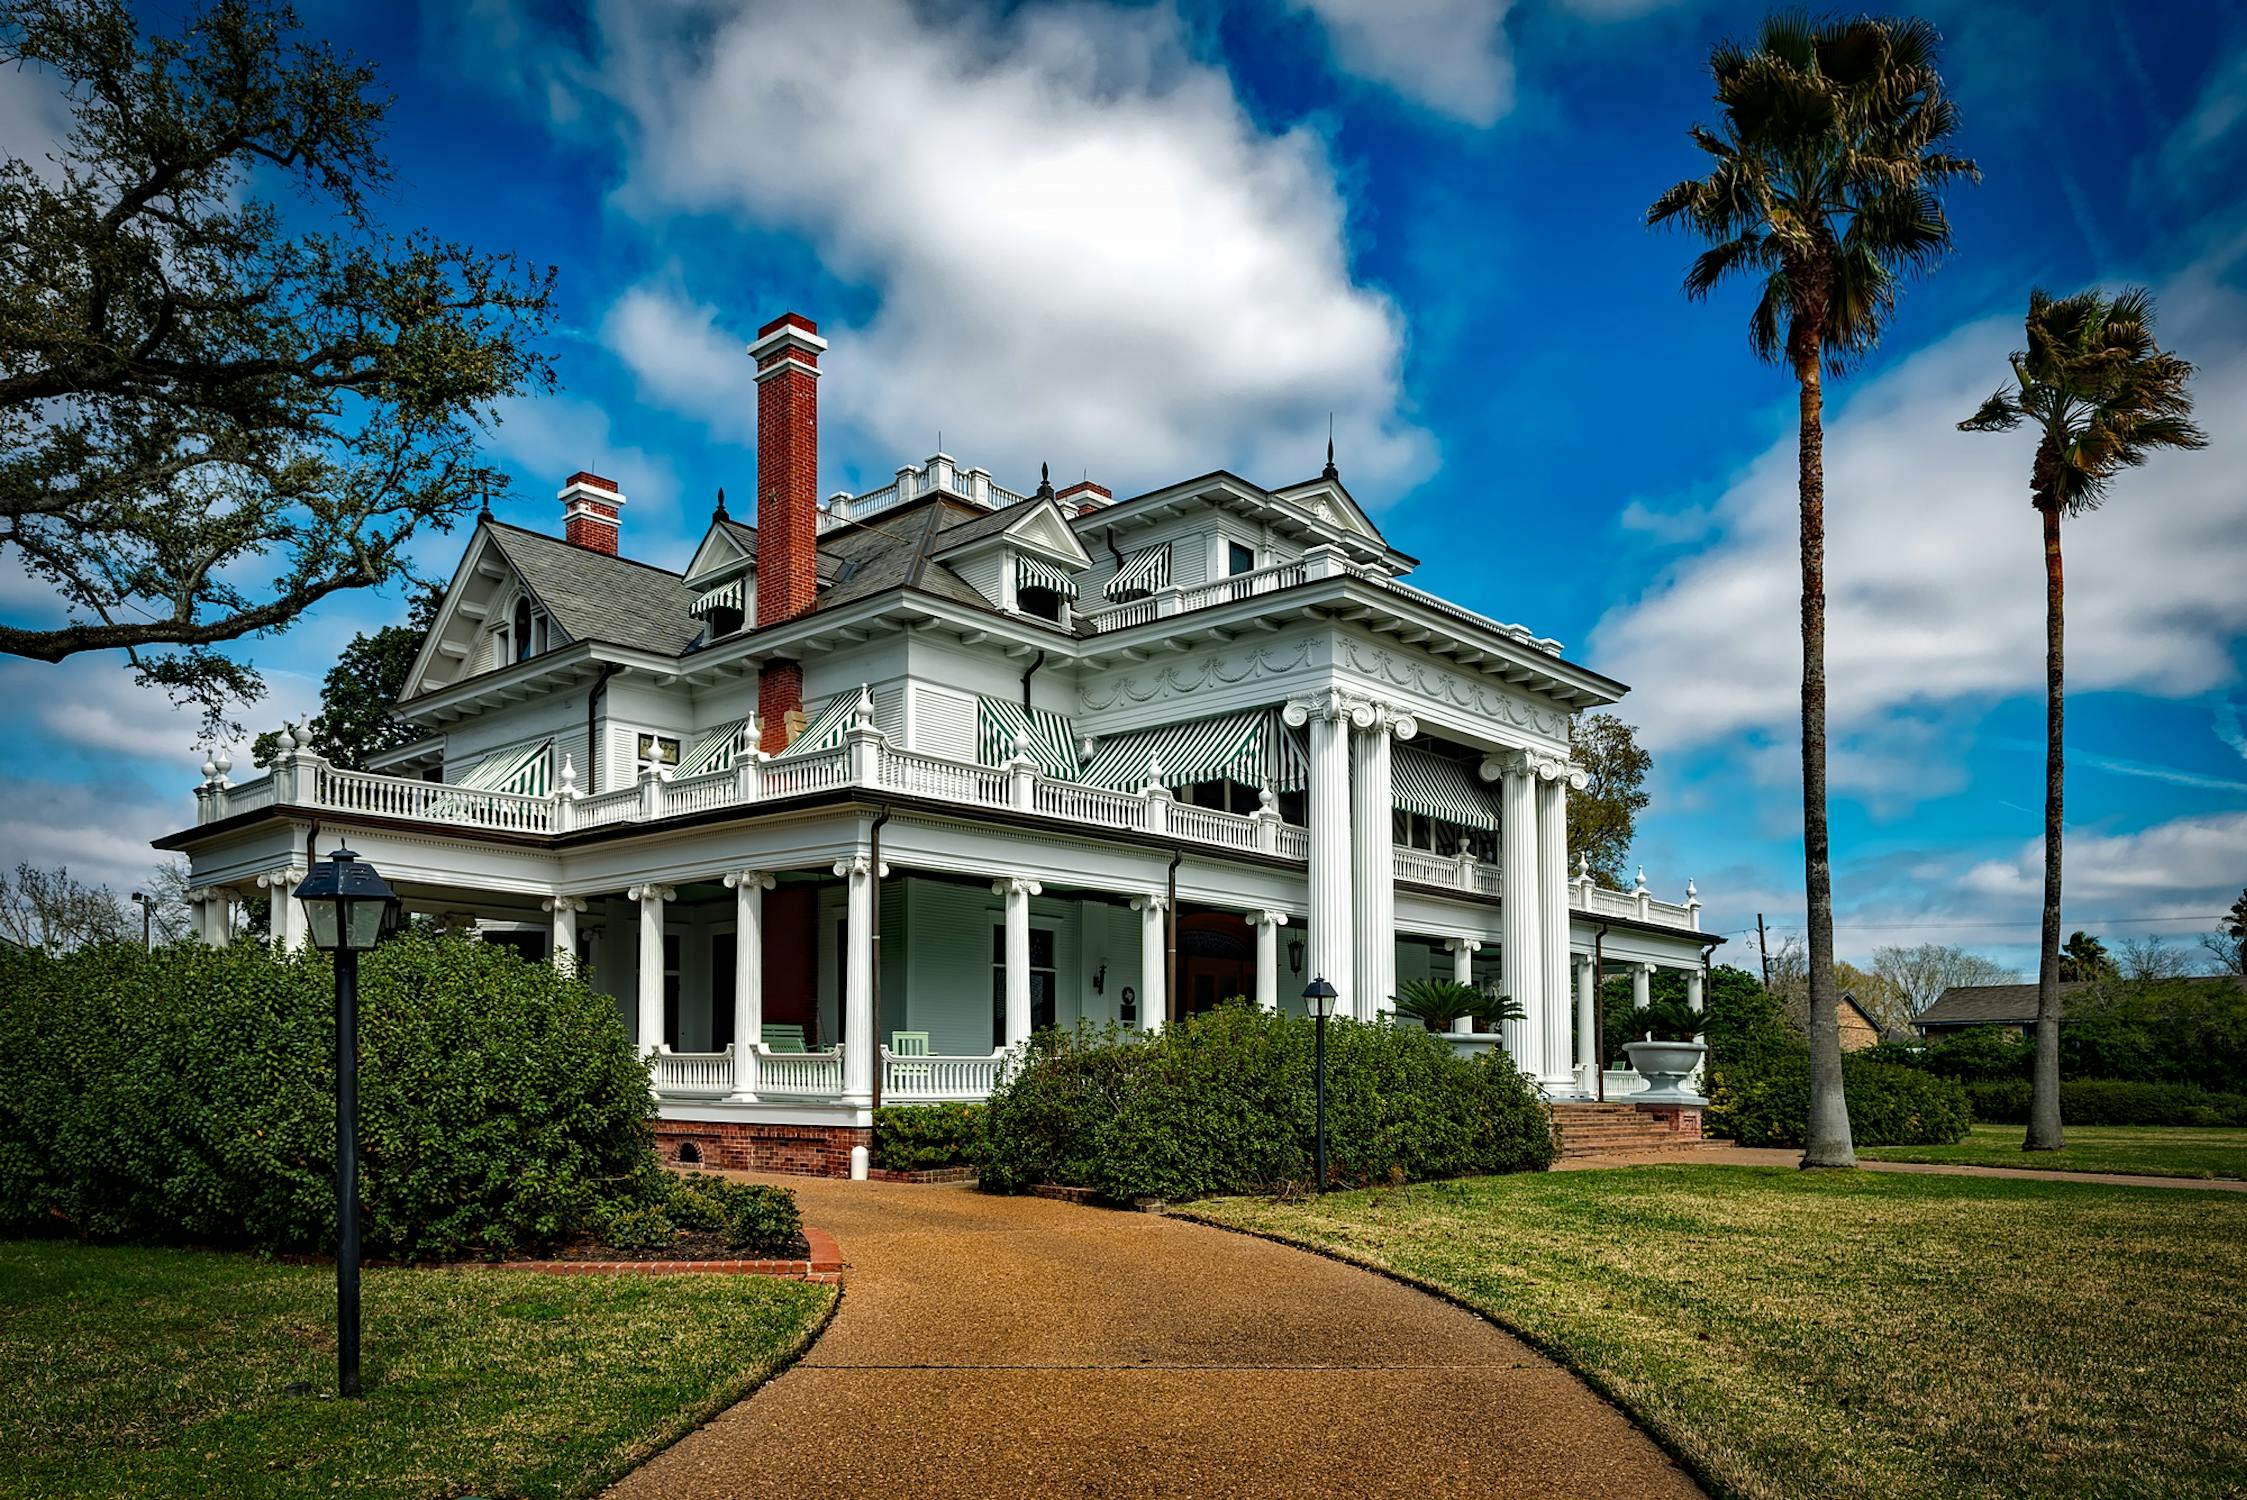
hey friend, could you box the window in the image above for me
[513,597,534,662]
[991,924,1058,1047]
[1227,540,1256,576]
[636,733,681,769]
[1017,586,1064,623]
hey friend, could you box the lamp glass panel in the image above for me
[303,900,342,951]
[345,898,387,950]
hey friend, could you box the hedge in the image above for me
[873,1103,985,1170]
[1963,1078,2247,1128]
[1705,1048,1971,1148]
[0,935,674,1260]
[975,1004,1555,1201]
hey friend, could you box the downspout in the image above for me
[1165,848,1182,1026]
[1020,649,1046,710]
[868,805,891,1111]
[585,663,620,792]
[1592,922,1609,1103]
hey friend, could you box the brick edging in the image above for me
[489,1224,843,1283]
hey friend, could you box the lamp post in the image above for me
[292,846,399,1398]
[130,890,150,951]
[1302,975,1338,1193]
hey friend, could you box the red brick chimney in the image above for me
[1057,479,1111,515]
[559,472,624,553]
[747,311,827,752]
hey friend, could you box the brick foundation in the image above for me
[1633,1104,1704,1141]
[656,1120,870,1178]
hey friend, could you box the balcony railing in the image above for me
[651,1048,734,1097]
[200,735,1703,930]
[880,1048,1009,1102]
[757,1046,845,1099]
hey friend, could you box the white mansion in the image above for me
[160,313,1719,1174]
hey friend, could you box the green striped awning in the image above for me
[455,739,552,797]
[1392,744,1498,830]
[675,717,750,778]
[692,577,746,617]
[1105,543,1171,599]
[1079,709,1304,792]
[1016,555,1079,600]
[771,693,861,760]
[977,698,1078,778]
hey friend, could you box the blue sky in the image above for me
[4,0,2244,974]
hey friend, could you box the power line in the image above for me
[1734,913,2223,935]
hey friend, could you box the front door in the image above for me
[1176,912,1255,1017]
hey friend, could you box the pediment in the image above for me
[683,523,751,586]
[1001,501,1093,564]
[1270,477,1383,544]
[403,528,531,699]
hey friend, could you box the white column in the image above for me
[1686,965,1706,1040]
[1351,705,1413,1022]
[1247,911,1288,1011]
[1575,952,1598,1092]
[258,866,304,951]
[1446,937,1482,1037]
[1633,962,1654,1014]
[834,855,880,1106]
[625,883,675,1054]
[190,886,232,946]
[1131,894,1167,1031]
[544,895,584,974]
[1536,768,1573,1087]
[724,871,774,1099]
[1285,694,1354,1013]
[994,877,1042,1047]
[1495,754,1545,1078]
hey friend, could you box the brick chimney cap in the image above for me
[563,471,619,494]
[757,311,819,338]
[1056,479,1112,500]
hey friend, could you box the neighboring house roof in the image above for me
[1916,983,2085,1028]
[1838,995,1884,1034]
[484,522,703,656]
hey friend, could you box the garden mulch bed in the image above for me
[491,1224,842,1282]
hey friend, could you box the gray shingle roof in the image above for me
[484,523,702,657]
[1916,983,2083,1027]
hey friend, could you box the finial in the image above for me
[559,754,578,795]
[477,481,492,520]
[1686,878,1699,902]
[213,749,232,778]
[1634,865,1648,892]
[275,724,296,755]
[1322,414,1337,481]
[713,486,728,522]
[1145,751,1164,789]
[853,683,876,729]
[200,756,218,786]
[1576,850,1591,882]
[1036,461,1054,500]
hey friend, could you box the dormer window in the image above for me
[1018,586,1065,623]
[690,575,750,638]
[1013,555,1079,625]
[512,597,534,661]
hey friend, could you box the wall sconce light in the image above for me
[1287,939,1305,976]
[1093,963,1106,995]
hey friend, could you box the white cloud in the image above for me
[0,50,72,184]
[1288,0,1514,127]
[481,392,692,566]
[1956,810,2247,921]
[0,775,195,899]
[541,0,1429,502]
[1591,247,2247,761]
[0,654,321,769]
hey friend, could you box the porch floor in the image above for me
[605,1178,1703,1499]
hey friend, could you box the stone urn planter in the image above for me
[1623,1039,1708,1105]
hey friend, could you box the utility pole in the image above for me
[1755,913,1772,990]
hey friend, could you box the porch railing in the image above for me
[880,1048,1008,1102]
[651,1048,733,1096]
[756,1046,844,1099]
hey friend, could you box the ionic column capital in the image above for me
[625,883,676,904]
[992,876,1043,898]
[832,854,889,880]
[541,895,589,914]
[1244,910,1290,931]
[1478,747,1580,785]
[1445,937,1483,955]
[1130,893,1169,914]
[723,870,777,892]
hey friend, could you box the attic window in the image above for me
[512,597,534,661]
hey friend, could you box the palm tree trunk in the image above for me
[1794,321,1854,1170]
[2027,494,2066,1151]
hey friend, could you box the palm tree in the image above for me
[1391,978,1524,1034]
[1960,287,2205,1151]
[1649,14,1976,1168]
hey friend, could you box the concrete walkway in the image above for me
[1555,1142,2247,1190]
[608,1178,1702,1500]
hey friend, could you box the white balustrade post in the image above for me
[1536,761,1580,1090]
[1301,543,1350,581]
[1634,866,1651,922]
[1351,704,1411,1022]
[995,877,1041,1047]
[1285,694,1354,1019]
[834,854,883,1106]
[1251,787,1283,853]
[1685,878,1703,932]
[1007,731,1037,812]
[553,755,581,833]
[543,895,585,973]
[638,764,663,821]
[1141,756,1173,834]
[1575,952,1599,1093]
[1490,750,1545,1079]
[626,883,675,1055]
[846,684,882,784]
[725,871,775,1099]
[1131,894,1167,1031]
[1446,938,1482,1037]
[1248,911,1288,1012]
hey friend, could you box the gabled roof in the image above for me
[812,495,1010,615]
[1916,983,2083,1027]
[932,494,1092,567]
[484,522,701,656]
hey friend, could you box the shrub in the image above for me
[1964,1077,2247,1127]
[1705,1048,1971,1147]
[873,1103,985,1170]
[1922,1026,2034,1083]
[975,1004,1555,1201]
[0,934,660,1260]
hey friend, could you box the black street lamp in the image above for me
[292,846,399,1398]
[1302,975,1339,1193]
[130,890,150,951]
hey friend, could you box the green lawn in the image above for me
[0,1240,835,1500]
[1185,1167,2247,1500]
[1860,1122,2247,1179]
